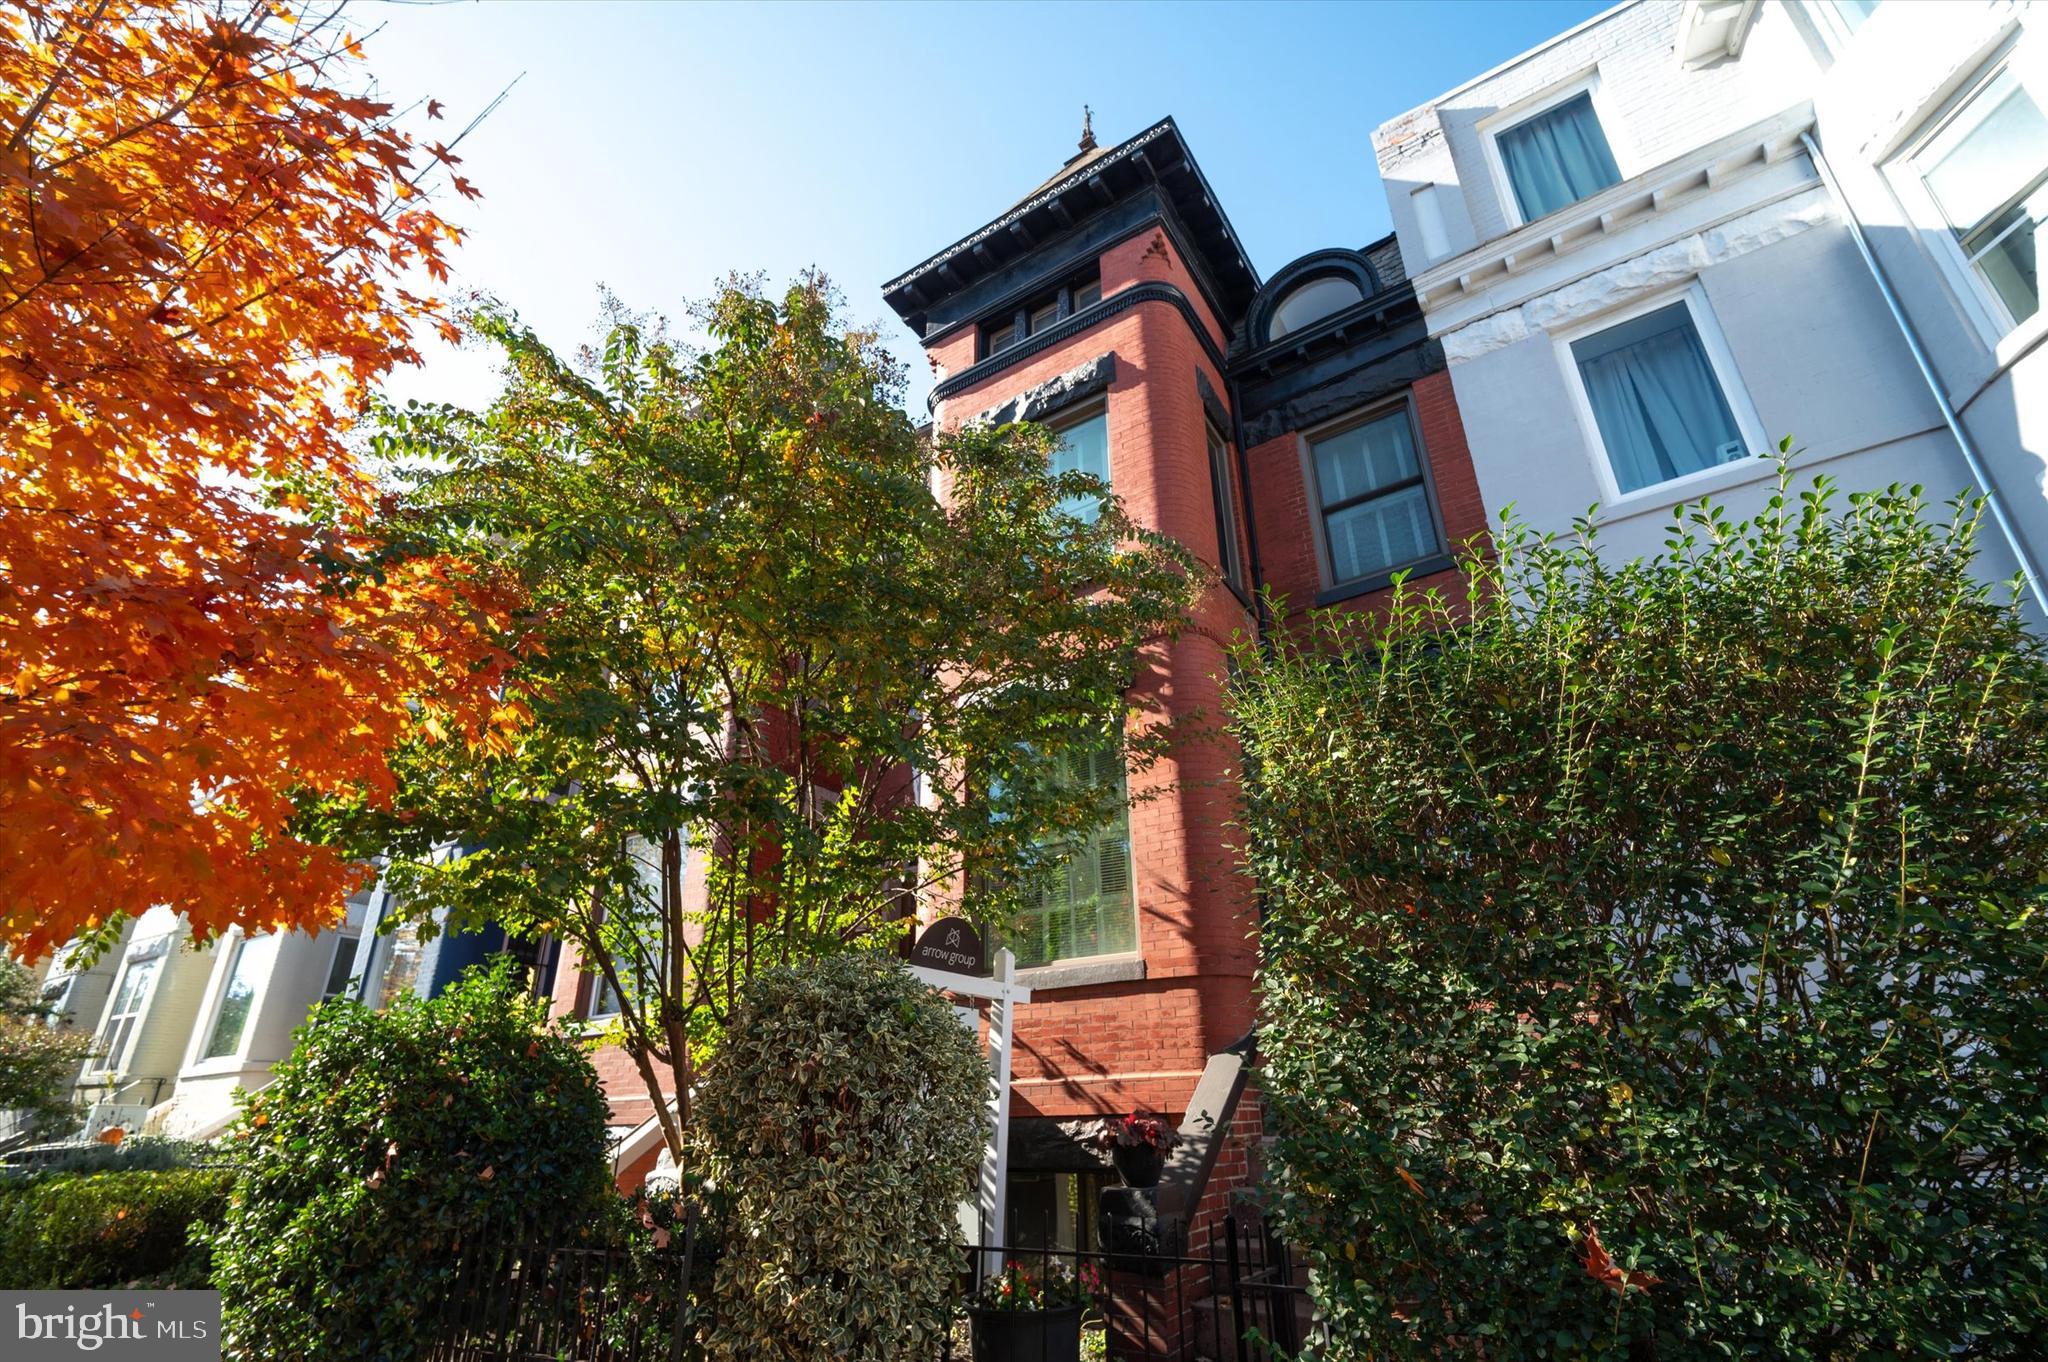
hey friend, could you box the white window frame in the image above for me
[198,930,274,1065]
[1884,36,2048,360]
[93,954,159,1076]
[1553,283,1770,512]
[1804,0,1882,56]
[1476,70,1635,231]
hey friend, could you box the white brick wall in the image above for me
[1375,1,1819,262]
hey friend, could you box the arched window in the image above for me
[1269,275,1365,339]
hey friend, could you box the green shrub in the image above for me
[3,1134,208,1176]
[205,959,612,1362]
[694,953,987,1362]
[1231,469,2048,1358]
[0,1167,232,1288]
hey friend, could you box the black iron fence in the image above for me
[425,1207,701,1362]
[941,1213,1317,1362]
[425,1207,1313,1362]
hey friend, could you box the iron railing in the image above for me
[425,1206,700,1362]
[942,1213,1317,1362]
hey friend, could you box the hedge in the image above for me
[1231,469,2048,1357]
[205,959,612,1361]
[0,1166,232,1289]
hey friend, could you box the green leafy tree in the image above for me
[205,961,611,1362]
[693,953,987,1362]
[326,275,1198,1169]
[0,957,91,1133]
[1231,466,2048,1358]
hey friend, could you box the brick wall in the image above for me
[934,225,1260,1129]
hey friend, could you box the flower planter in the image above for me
[970,1304,1084,1362]
[1110,1142,1166,1188]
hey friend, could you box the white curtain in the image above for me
[1578,309,1744,494]
[1499,92,1622,220]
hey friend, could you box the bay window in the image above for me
[1207,421,1247,591]
[1012,740,1137,970]
[1049,408,1110,524]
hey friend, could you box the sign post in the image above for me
[906,917,1030,1277]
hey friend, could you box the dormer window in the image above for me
[1269,276,1365,340]
[981,269,1103,360]
[1490,84,1623,224]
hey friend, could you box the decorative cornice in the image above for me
[885,122,1181,296]
[930,282,1228,412]
[917,202,1231,351]
[963,352,1118,429]
[1410,103,1817,316]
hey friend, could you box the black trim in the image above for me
[919,199,1233,350]
[884,117,1259,337]
[1313,554,1458,607]
[1249,247,1385,349]
[1194,368,1230,435]
[931,282,1226,410]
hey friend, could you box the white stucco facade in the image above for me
[1375,0,2048,597]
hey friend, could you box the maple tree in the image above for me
[0,1,514,958]
[334,278,1199,1166]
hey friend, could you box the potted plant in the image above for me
[1094,1109,1177,1188]
[968,1258,1103,1362]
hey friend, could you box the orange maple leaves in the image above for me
[0,2,517,956]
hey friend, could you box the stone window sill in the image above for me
[1015,953,1147,993]
[1314,554,1456,607]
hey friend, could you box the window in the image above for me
[980,269,1103,359]
[1011,742,1136,969]
[1495,89,1622,222]
[1826,0,1880,34]
[1049,408,1110,524]
[1910,63,2048,333]
[1269,276,1364,340]
[1570,299,1750,495]
[1308,405,1442,586]
[320,890,371,1002]
[369,920,424,1011]
[587,895,661,1021]
[1206,422,1246,591]
[96,955,159,1073]
[39,973,75,1026]
[1411,183,1451,262]
[587,970,625,1020]
[203,933,277,1061]
[320,932,360,1002]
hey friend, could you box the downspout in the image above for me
[1800,129,2048,616]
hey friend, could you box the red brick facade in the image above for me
[565,121,1491,1239]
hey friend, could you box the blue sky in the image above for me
[361,0,1607,411]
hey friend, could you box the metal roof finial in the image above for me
[1078,104,1096,154]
